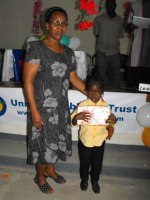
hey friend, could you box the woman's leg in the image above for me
[35,164,54,193]
[36,164,47,184]
[45,164,56,177]
[46,163,66,184]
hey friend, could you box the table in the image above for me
[74,51,87,80]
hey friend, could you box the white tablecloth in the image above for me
[74,51,87,80]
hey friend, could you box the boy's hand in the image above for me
[106,125,114,140]
[74,111,91,122]
[106,113,117,124]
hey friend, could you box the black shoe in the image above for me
[80,181,88,191]
[91,180,100,193]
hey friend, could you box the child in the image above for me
[71,75,116,194]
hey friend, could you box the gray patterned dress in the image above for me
[24,40,77,165]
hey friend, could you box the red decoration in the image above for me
[122,1,134,37]
[79,0,99,15]
[123,1,133,22]
[77,20,94,31]
[76,0,99,31]
[32,0,42,35]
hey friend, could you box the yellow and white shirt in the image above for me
[71,98,110,148]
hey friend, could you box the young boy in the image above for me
[71,75,116,194]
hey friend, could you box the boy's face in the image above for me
[87,84,103,103]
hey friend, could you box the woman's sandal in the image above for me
[45,173,66,184]
[34,176,53,194]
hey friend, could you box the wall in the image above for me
[0,0,130,56]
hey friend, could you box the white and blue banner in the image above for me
[0,88,147,145]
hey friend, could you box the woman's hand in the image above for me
[70,71,86,95]
[31,110,44,129]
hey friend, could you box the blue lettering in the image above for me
[109,104,115,110]
[11,99,27,107]
[18,102,24,107]
[109,104,137,113]
[115,106,119,112]
[133,106,137,113]
[116,117,124,122]
[126,107,132,113]
[11,99,17,106]
[17,111,27,115]
[69,102,76,111]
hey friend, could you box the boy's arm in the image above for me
[72,115,78,126]
[106,113,116,140]
[106,125,114,140]
[71,108,78,126]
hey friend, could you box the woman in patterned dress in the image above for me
[23,7,85,194]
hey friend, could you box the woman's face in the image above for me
[46,11,68,41]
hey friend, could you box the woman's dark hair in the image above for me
[85,75,104,93]
[45,7,68,23]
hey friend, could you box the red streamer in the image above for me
[32,0,42,35]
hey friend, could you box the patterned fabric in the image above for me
[24,41,77,164]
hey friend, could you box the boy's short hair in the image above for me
[85,75,104,93]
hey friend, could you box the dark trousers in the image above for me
[96,51,121,87]
[78,140,105,182]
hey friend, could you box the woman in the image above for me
[23,6,116,194]
[23,7,85,194]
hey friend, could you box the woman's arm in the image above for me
[23,62,44,129]
[70,71,86,95]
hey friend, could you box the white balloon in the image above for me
[136,103,150,127]
[69,36,81,50]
